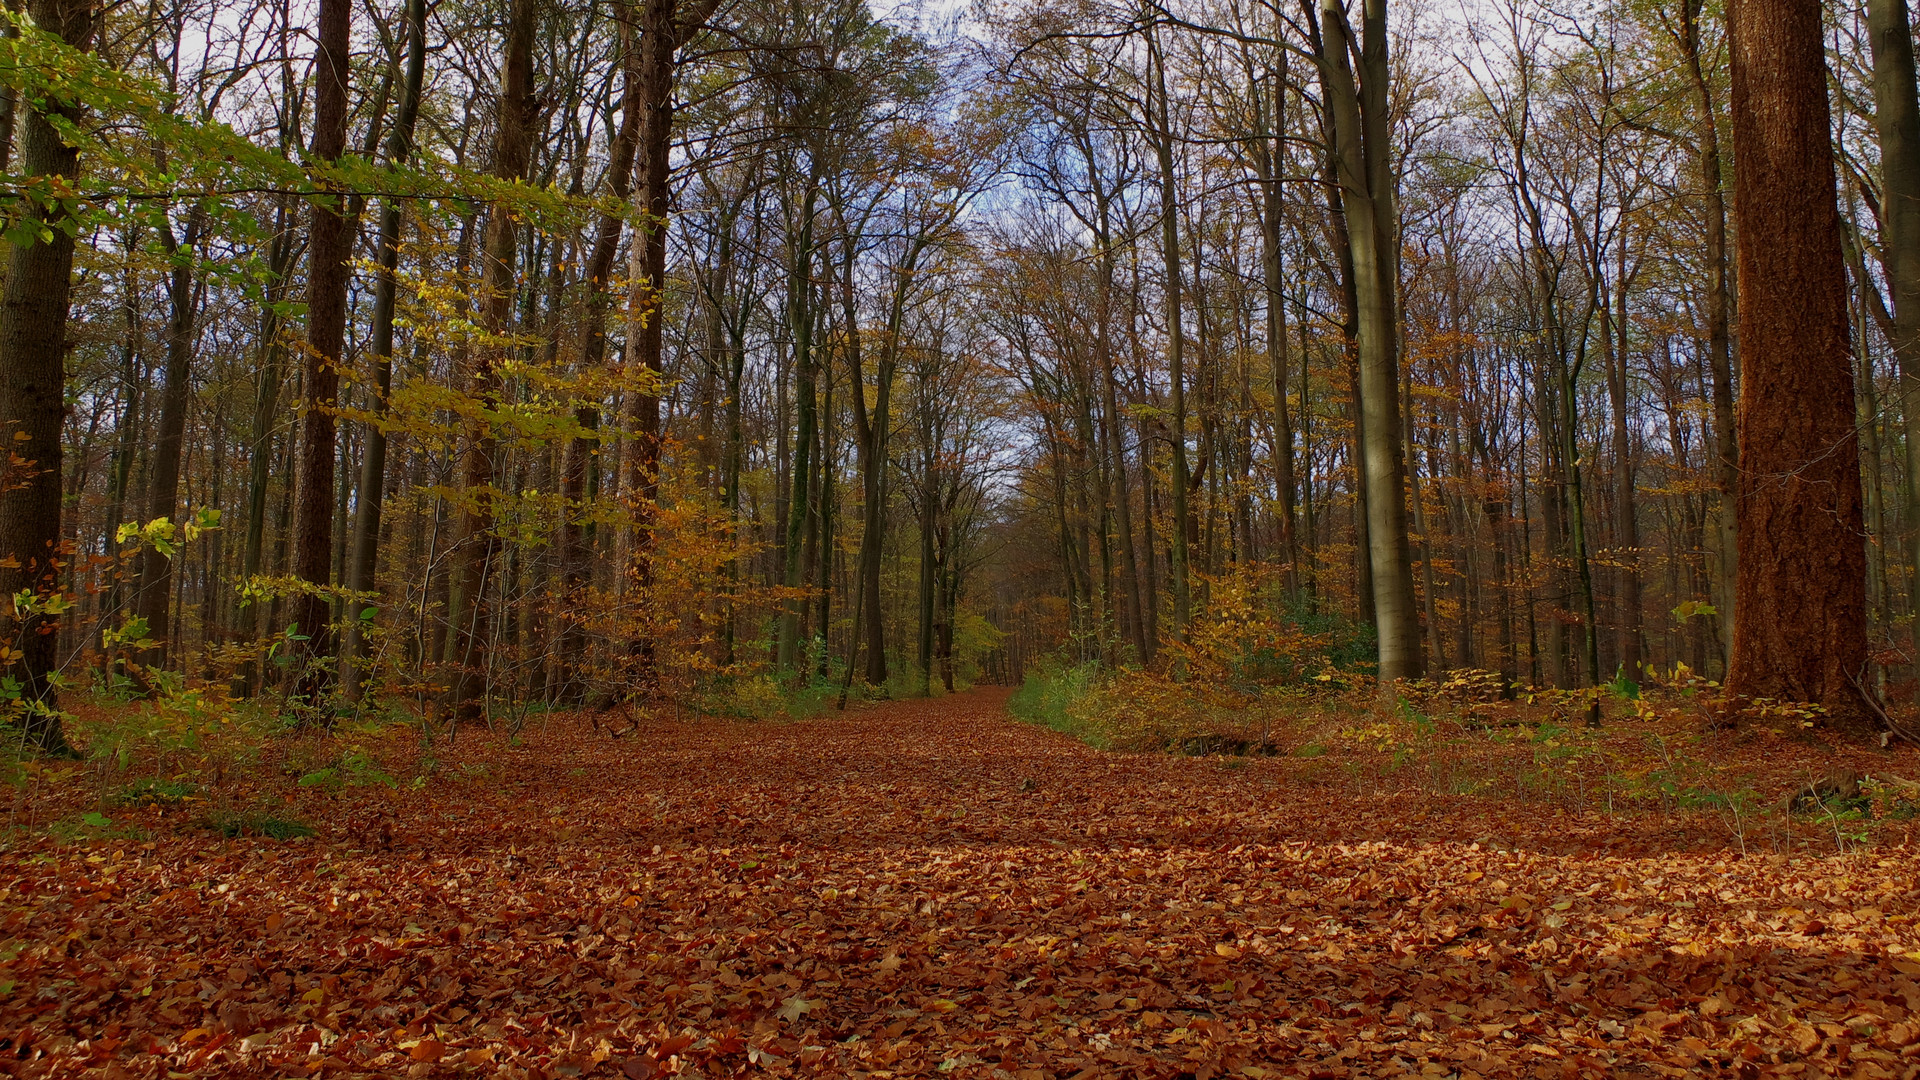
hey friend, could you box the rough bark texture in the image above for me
[0,0,92,752]
[284,0,353,706]
[1724,0,1869,714]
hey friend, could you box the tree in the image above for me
[283,0,354,708]
[342,0,430,702]
[1865,0,1920,670]
[1317,0,1421,682]
[0,0,95,753]
[1723,0,1868,714]
[447,0,540,727]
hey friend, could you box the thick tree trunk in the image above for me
[1724,0,1869,717]
[285,0,353,709]
[0,0,92,753]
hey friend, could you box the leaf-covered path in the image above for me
[12,689,1920,1078]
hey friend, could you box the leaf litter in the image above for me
[6,688,1920,1078]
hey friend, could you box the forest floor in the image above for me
[9,687,1920,1079]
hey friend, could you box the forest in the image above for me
[6,0,1920,1075]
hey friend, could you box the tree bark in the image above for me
[130,207,206,673]
[447,0,538,727]
[1865,0,1920,670]
[558,8,641,703]
[1676,0,1738,668]
[1319,0,1421,681]
[284,0,353,709]
[624,0,723,682]
[343,0,429,702]
[1148,21,1192,639]
[1724,0,1869,716]
[0,0,92,753]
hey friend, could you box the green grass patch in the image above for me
[1007,662,1106,747]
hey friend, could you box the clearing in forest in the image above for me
[8,689,1920,1079]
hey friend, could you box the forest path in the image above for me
[12,688,1920,1078]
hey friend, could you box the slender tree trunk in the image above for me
[1724,0,1869,718]
[558,11,641,702]
[1256,84,1300,601]
[1096,238,1149,663]
[343,0,428,702]
[447,0,537,726]
[1148,23,1192,638]
[777,189,817,673]
[1320,0,1421,681]
[1677,0,1739,664]
[1606,252,1644,677]
[624,0,723,681]
[1865,0,1920,669]
[129,208,206,674]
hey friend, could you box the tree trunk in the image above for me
[776,188,817,673]
[284,0,353,709]
[1606,249,1643,677]
[1678,0,1738,668]
[1255,73,1300,601]
[343,0,428,702]
[625,0,724,682]
[1148,22,1192,638]
[130,207,206,674]
[1865,0,1920,670]
[558,9,640,703]
[1724,0,1869,717]
[1319,0,1421,681]
[447,0,537,727]
[0,0,92,753]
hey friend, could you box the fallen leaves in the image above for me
[4,688,1920,1078]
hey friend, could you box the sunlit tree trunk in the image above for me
[1318,0,1421,681]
